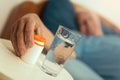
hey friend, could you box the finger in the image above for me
[79,18,89,35]
[11,23,16,49]
[35,24,41,36]
[86,17,95,34]
[11,23,15,40]
[80,24,88,35]
[35,27,40,35]
[24,21,34,49]
[16,20,27,56]
[77,12,89,35]
[11,22,20,57]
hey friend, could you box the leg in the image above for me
[64,58,103,80]
[41,0,78,34]
[75,36,120,80]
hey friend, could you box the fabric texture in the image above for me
[64,58,103,80]
[77,35,120,80]
[41,0,78,34]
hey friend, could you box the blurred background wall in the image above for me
[0,0,120,36]
[72,0,120,27]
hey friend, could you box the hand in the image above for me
[76,10,103,36]
[54,43,76,64]
[11,13,42,57]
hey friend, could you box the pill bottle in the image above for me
[21,34,46,64]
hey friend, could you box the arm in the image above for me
[11,13,54,57]
[5,0,77,58]
[98,15,120,34]
[6,1,54,56]
[1,1,48,39]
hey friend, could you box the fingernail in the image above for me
[20,49,27,57]
[26,42,34,48]
[16,52,21,57]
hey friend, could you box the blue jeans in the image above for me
[73,23,120,80]
[74,35,120,80]
[64,58,104,80]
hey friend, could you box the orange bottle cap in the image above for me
[34,34,46,43]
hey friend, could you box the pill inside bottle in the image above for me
[21,34,46,64]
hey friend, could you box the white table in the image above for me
[0,39,73,80]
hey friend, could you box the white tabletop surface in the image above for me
[0,39,73,80]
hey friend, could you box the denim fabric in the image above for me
[76,36,120,80]
[64,58,104,80]
[41,0,78,34]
